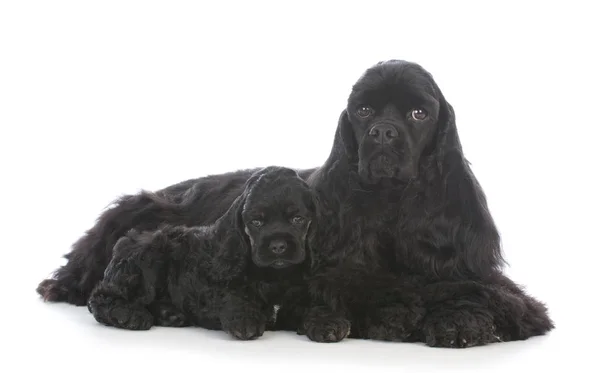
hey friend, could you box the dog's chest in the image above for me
[254,280,288,304]
[335,188,437,269]
[335,204,397,269]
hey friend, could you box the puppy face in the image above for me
[344,60,443,184]
[241,168,315,269]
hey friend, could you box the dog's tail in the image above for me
[36,191,189,306]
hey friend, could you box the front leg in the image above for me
[87,236,158,330]
[300,305,351,343]
[298,270,355,343]
[219,292,270,341]
[354,275,425,341]
[306,268,422,342]
[362,302,425,342]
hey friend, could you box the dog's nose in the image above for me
[368,123,398,144]
[269,240,287,255]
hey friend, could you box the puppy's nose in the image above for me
[269,240,287,255]
[368,123,398,144]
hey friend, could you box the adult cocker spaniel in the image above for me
[300,60,554,347]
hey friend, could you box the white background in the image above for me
[1,1,598,372]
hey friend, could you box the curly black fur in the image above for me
[37,60,553,348]
[86,166,316,340]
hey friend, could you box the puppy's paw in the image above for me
[366,303,425,341]
[150,303,189,327]
[109,306,154,330]
[423,309,500,348]
[223,316,266,341]
[302,307,351,343]
[88,293,153,330]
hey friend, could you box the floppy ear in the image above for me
[431,89,506,278]
[218,191,248,237]
[305,204,319,271]
[216,166,272,229]
[336,109,359,162]
[208,191,251,281]
[210,167,282,280]
[432,88,463,174]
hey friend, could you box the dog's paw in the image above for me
[304,318,351,343]
[223,316,266,341]
[366,303,425,341]
[301,307,351,343]
[88,294,153,330]
[423,309,501,348]
[108,306,154,330]
[151,303,189,327]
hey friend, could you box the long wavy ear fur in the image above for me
[217,166,276,230]
[211,167,276,281]
[432,83,506,278]
[305,195,320,270]
[337,109,358,162]
[208,191,250,281]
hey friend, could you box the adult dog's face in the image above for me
[344,60,444,184]
[241,168,315,269]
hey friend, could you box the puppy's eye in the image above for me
[291,216,305,225]
[410,108,428,121]
[356,106,374,118]
[250,220,263,228]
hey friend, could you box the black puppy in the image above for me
[87,166,315,340]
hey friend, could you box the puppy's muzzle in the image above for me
[269,239,287,255]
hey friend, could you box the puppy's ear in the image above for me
[211,190,252,281]
[337,109,358,161]
[220,191,247,234]
[305,207,319,270]
[218,167,268,229]
[216,167,270,246]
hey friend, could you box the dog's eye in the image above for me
[410,108,428,121]
[250,220,263,228]
[356,106,374,118]
[291,216,305,225]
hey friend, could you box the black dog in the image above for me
[86,166,315,340]
[300,60,554,346]
[37,60,553,348]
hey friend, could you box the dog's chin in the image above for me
[358,152,415,185]
[269,259,295,269]
[252,256,303,269]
